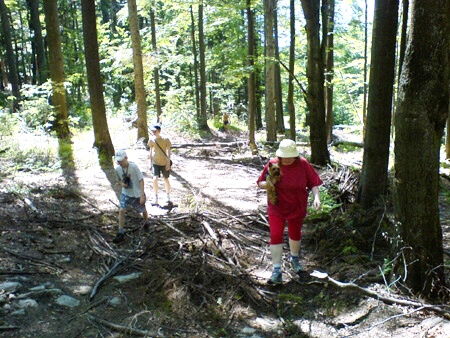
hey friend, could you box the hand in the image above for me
[313,197,321,210]
[140,195,146,205]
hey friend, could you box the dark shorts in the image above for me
[153,164,170,178]
[119,193,146,213]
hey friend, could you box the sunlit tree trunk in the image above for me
[394,0,448,297]
[127,0,149,142]
[264,0,276,142]
[43,0,70,140]
[300,0,330,165]
[81,0,114,166]
[0,0,20,110]
[358,0,399,209]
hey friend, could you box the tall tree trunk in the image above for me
[198,2,210,131]
[287,0,296,141]
[26,0,48,85]
[397,0,409,84]
[362,0,368,139]
[322,0,334,143]
[358,0,399,209]
[274,8,284,134]
[247,0,257,154]
[264,0,277,142]
[190,6,200,118]
[127,0,148,142]
[43,0,70,140]
[300,0,330,165]
[394,0,449,297]
[0,0,21,110]
[150,7,162,123]
[81,0,115,167]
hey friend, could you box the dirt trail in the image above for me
[1,126,449,337]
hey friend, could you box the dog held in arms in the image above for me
[266,162,281,204]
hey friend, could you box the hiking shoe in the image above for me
[141,221,149,231]
[112,232,125,243]
[267,269,282,285]
[290,257,303,273]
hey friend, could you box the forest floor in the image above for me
[0,121,450,338]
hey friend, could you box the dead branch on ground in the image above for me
[311,270,450,319]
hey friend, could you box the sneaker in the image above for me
[268,269,282,285]
[290,256,303,273]
[151,197,159,206]
[112,232,125,243]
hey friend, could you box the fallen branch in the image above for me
[86,314,162,337]
[310,270,450,319]
[89,258,127,300]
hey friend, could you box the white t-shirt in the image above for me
[115,162,144,198]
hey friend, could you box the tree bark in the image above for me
[80,0,115,166]
[322,0,335,143]
[287,0,296,141]
[394,0,449,297]
[300,0,330,165]
[190,6,200,119]
[198,2,210,131]
[127,0,149,142]
[0,0,21,110]
[43,0,70,140]
[150,7,162,123]
[358,0,399,209]
[247,0,258,154]
[264,0,277,142]
[26,0,48,85]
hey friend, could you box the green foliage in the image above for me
[277,293,304,318]
[307,186,342,220]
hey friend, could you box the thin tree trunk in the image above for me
[127,0,149,142]
[190,6,200,118]
[323,0,334,143]
[264,0,277,142]
[150,7,162,123]
[247,0,257,154]
[0,0,20,110]
[26,0,48,85]
[198,2,210,131]
[43,0,70,140]
[81,0,115,167]
[287,0,296,141]
[274,8,284,134]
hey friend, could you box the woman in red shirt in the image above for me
[257,139,322,284]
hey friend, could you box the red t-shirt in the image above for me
[257,157,322,220]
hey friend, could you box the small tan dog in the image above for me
[266,162,281,204]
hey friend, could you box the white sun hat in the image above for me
[275,139,299,158]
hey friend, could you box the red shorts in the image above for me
[268,214,303,244]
